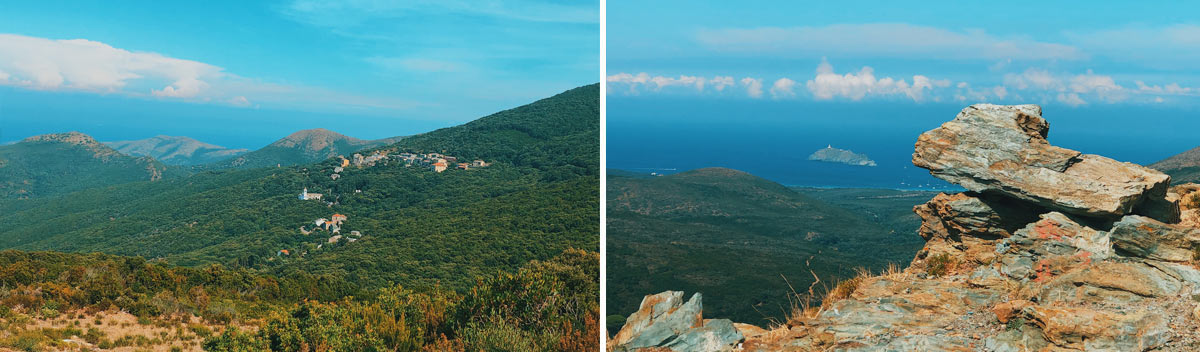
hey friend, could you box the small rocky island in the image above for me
[808,145,877,166]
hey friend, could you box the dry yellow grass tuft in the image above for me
[1,309,252,351]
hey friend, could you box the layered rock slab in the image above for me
[913,104,1174,220]
[610,291,742,351]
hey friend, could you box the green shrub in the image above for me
[203,327,269,352]
[83,328,106,344]
[459,320,539,352]
[38,307,59,319]
[606,315,626,335]
[927,253,955,277]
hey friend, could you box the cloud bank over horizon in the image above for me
[609,55,1200,105]
[608,13,1200,107]
[607,61,1199,107]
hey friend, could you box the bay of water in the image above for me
[608,97,1198,190]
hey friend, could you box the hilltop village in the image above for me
[333,150,490,178]
[279,150,492,260]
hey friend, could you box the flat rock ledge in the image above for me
[609,291,744,352]
[913,104,1176,221]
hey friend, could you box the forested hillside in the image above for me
[607,167,932,326]
[203,128,404,170]
[0,132,178,199]
[0,84,600,351]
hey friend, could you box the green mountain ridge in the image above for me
[105,135,250,165]
[0,132,175,199]
[205,128,405,170]
[607,167,933,325]
[1151,146,1200,184]
[0,84,600,294]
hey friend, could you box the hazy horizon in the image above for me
[608,96,1197,189]
[0,1,598,150]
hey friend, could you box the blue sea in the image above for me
[608,97,1200,190]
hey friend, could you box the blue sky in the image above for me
[0,0,598,147]
[607,0,1200,107]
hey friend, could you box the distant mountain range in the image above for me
[607,167,933,324]
[105,135,249,165]
[0,84,599,290]
[207,128,404,169]
[1151,146,1200,183]
[0,128,407,199]
[0,84,600,350]
[0,132,173,199]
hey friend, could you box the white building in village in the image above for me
[299,188,323,200]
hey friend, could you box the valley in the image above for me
[606,167,936,327]
[0,84,600,351]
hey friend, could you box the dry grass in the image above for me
[1,309,251,351]
[779,265,902,327]
[1185,192,1200,210]
[746,262,916,348]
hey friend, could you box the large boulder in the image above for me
[1110,215,1200,262]
[610,291,743,351]
[700,103,1200,351]
[913,192,1040,272]
[913,104,1175,221]
[1024,305,1169,351]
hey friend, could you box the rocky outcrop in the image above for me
[23,132,124,160]
[913,104,1176,221]
[609,291,743,351]
[637,104,1200,351]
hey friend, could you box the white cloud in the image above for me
[651,75,705,91]
[697,23,1084,61]
[1057,93,1086,106]
[741,77,763,98]
[998,67,1200,105]
[228,96,251,107]
[607,64,1199,107]
[151,78,210,98]
[1003,68,1131,104]
[805,60,948,101]
[1003,68,1059,91]
[1068,70,1124,102]
[1065,25,1200,68]
[608,72,765,97]
[711,76,734,91]
[0,34,221,97]
[993,86,1008,99]
[770,78,796,98]
[0,34,425,112]
[1136,81,1196,96]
